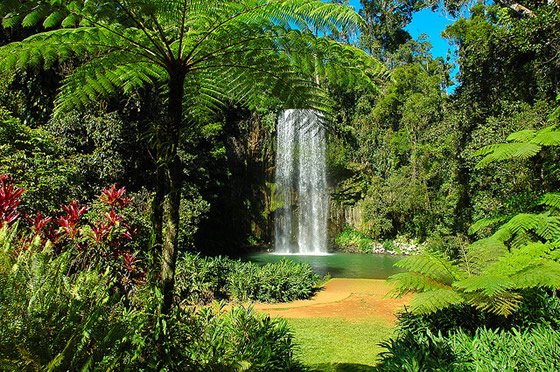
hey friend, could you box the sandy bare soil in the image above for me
[254,278,410,322]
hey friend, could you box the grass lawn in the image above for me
[287,317,394,371]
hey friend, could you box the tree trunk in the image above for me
[160,70,185,314]
[150,144,166,278]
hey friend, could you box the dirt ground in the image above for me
[254,278,410,322]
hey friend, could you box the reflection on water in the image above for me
[244,253,404,279]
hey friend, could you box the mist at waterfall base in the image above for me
[274,109,328,255]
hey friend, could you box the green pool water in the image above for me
[244,253,404,279]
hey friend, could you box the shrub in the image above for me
[0,231,304,371]
[0,225,137,370]
[175,254,323,304]
[450,326,560,371]
[183,304,302,371]
[227,259,322,303]
[377,325,560,372]
[174,254,233,304]
[335,226,374,253]
[376,290,560,371]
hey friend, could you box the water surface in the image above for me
[244,253,404,279]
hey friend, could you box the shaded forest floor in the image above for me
[254,279,410,369]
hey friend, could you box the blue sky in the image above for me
[346,0,457,60]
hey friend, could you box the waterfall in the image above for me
[274,109,328,254]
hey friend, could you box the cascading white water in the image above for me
[274,109,328,254]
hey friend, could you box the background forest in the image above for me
[2,0,559,255]
[1,0,559,370]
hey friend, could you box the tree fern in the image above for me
[409,288,465,315]
[475,125,560,169]
[391,102,560,317]
[1,0,384,314]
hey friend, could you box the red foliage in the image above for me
[0,174,145,289]
[0,174,25,228]
[56,200,87,239]
[25,211,53,236]
[100,185,131,208]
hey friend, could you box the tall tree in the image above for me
[0,0,381,313]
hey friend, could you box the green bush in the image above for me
[175,253,323,304]
[227,259,322,303]
[335,226,374,253]
[0,225,304,370]
[377,325,560,372]
[0,225,137,370]
[450,326,560,371]
[184,304,302,371]
[376,290,560,371]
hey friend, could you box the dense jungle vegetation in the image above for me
[0,0,559,370]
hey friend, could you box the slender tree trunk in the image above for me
[150,143,166,277]
[161,69,185,314]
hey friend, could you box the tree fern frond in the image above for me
[539,193,560,210]
[409,289,465,315]
[500,213,544,236]
[535,216,560,241]
[455,274,514,297]
[394,251,459,285]
[388,272,451,297]
[475,142,542,169]
[531,126,560,145]
[506,129,536,142]
[55,56,164,114]
[468,291,522,316]
[461,237,508,275]
[512,261,560,289]
[468,215,508,235]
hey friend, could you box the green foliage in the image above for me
[0,109,80,211]
[185,304,301,371]
[475,125,560,169]
[390,240,560,316]
[0,0,383,122]
[335,226,374,253]
[227,258,322,303]
[377,325,560,372]
[0,223,304,370]
[175,253,323,304]
[0,224,136,370]
[329,50,456,241]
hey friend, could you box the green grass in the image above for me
[287,317,394,371]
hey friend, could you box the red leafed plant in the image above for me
[0,174,24,228]
[1,174,145,289]
[100,184,131,208]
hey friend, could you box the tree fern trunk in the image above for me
[150,143,166,278]
[161,70,185,314]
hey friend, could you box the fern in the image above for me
[539,193,560,210]
[475,124,560,169]
[468,215,508,235]
[409,289,464,315]
[0,0,385,315]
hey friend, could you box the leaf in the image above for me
[43,11,64,29]
[468,215,508,235]
[410,289,464,315]
[475,142,542,169]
